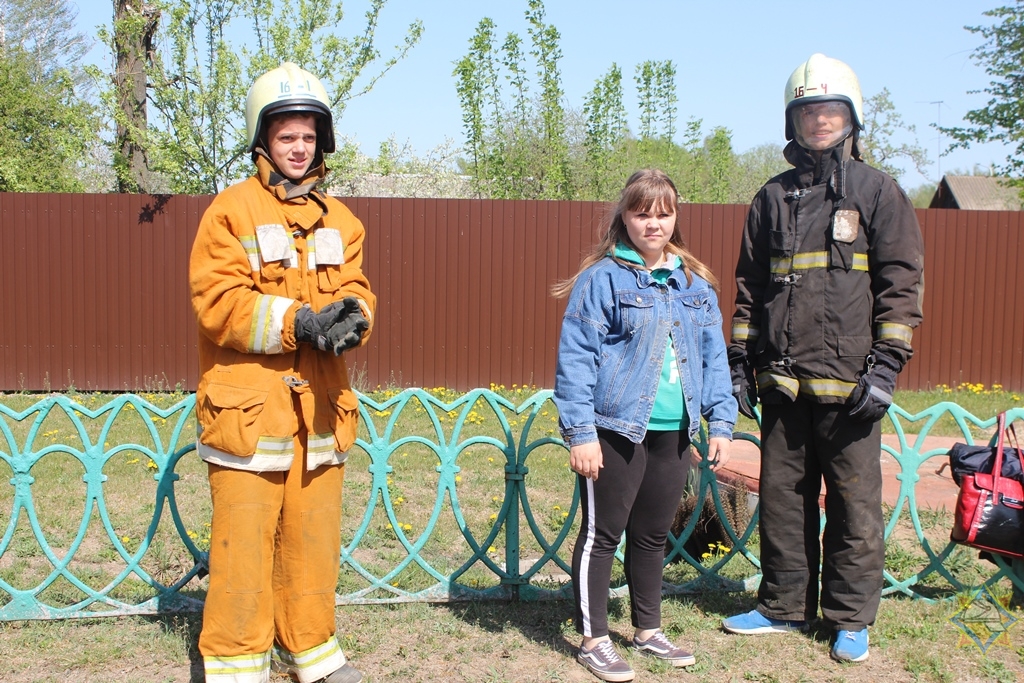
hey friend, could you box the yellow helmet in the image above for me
[244,62,335,153]
[784,53,863,142]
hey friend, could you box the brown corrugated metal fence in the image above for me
[1,193,1022,391]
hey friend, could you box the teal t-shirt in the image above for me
[611,243,687,431]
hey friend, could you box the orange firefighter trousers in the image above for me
[199,427,347,682]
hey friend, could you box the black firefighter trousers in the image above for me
[755,397,884,630]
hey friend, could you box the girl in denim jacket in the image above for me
[553,170,737,682]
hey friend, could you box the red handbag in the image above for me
[951,412,1024,558]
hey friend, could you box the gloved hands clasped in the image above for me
[731,359,758,420]
[294,297,369,355]
[846,352,900,422]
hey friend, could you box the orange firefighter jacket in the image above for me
[189,170,375,472]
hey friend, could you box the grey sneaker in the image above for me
[632,630,696,667]
[321,663,363,683]
[577,639,635,682]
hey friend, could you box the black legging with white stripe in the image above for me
[572,428,691,636]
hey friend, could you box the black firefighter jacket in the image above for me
[730,140,925,404]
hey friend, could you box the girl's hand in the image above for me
[706,437,731,472]
[570,442,604,480]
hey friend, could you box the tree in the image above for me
[939,3,1024,191]
[523,0,570,199]
[634,60,676,142]
[96,0,423,194]
[453,0,573,200]
[0,47,99,191]
[0,0,103,191]
[0,0,90,77]
[906,182,937,208]
[859,88,929,184]
[732,142,788,203]
[110,0,159,192]
[582,64,626,199]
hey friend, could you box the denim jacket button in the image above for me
[673,321,680,326]
[635,296,642,303]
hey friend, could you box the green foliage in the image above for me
[453,0,572,199]
[860,87,930,184]
[0,0,105,191]
[95,0,423,193]
[0,0,91,80]
[452,0,789,204]
[939,3,1024,193]
[907,182,938,208]
[0,48,100,191]
[582,64,627,199]
[635,60,676,142]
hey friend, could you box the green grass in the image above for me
[0,387,1023,680]
[730,383,1022,437]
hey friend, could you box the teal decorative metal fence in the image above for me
[0,391,1020,621]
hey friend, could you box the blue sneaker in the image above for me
[831,628,869,662]
[721,609,807,634]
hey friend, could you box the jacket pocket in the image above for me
[314,228,346,292]
[328,387,360,453]
[199,383,269,456]
[837,335,873,358]
[681,293,720,327]
[617,290,654,333]
[255,224,295,283]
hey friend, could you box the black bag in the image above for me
[948,442,1024,486]
[949,413,1024,558]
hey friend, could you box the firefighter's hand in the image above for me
[326,297,370,355]
[846,355,899,422]
[731,360,758,420]
[294,300,352,352]
[570,442,604,481]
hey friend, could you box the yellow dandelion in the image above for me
[489,513,498,521]
[455,475,462,483]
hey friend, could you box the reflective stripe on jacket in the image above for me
[190,175,375,471]
[730,141,924,403]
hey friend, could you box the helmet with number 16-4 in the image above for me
[245,62,336,155]
[784,53,863,144]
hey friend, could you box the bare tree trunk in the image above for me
[113,0,157,193]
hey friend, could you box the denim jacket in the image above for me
[554,255,737,447]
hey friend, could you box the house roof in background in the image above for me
[931,175,1024,210]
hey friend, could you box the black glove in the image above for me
[326,301,370,354]
[730,360,758,420]
[846,353,899,422]
[294,297,366,355]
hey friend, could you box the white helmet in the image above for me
[784,53,863,142]
[245,62,335,154]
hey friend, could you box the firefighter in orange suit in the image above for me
[189,62,374,683]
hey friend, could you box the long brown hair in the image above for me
[551,169,719,298]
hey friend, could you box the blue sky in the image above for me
[73,0,1007,191]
